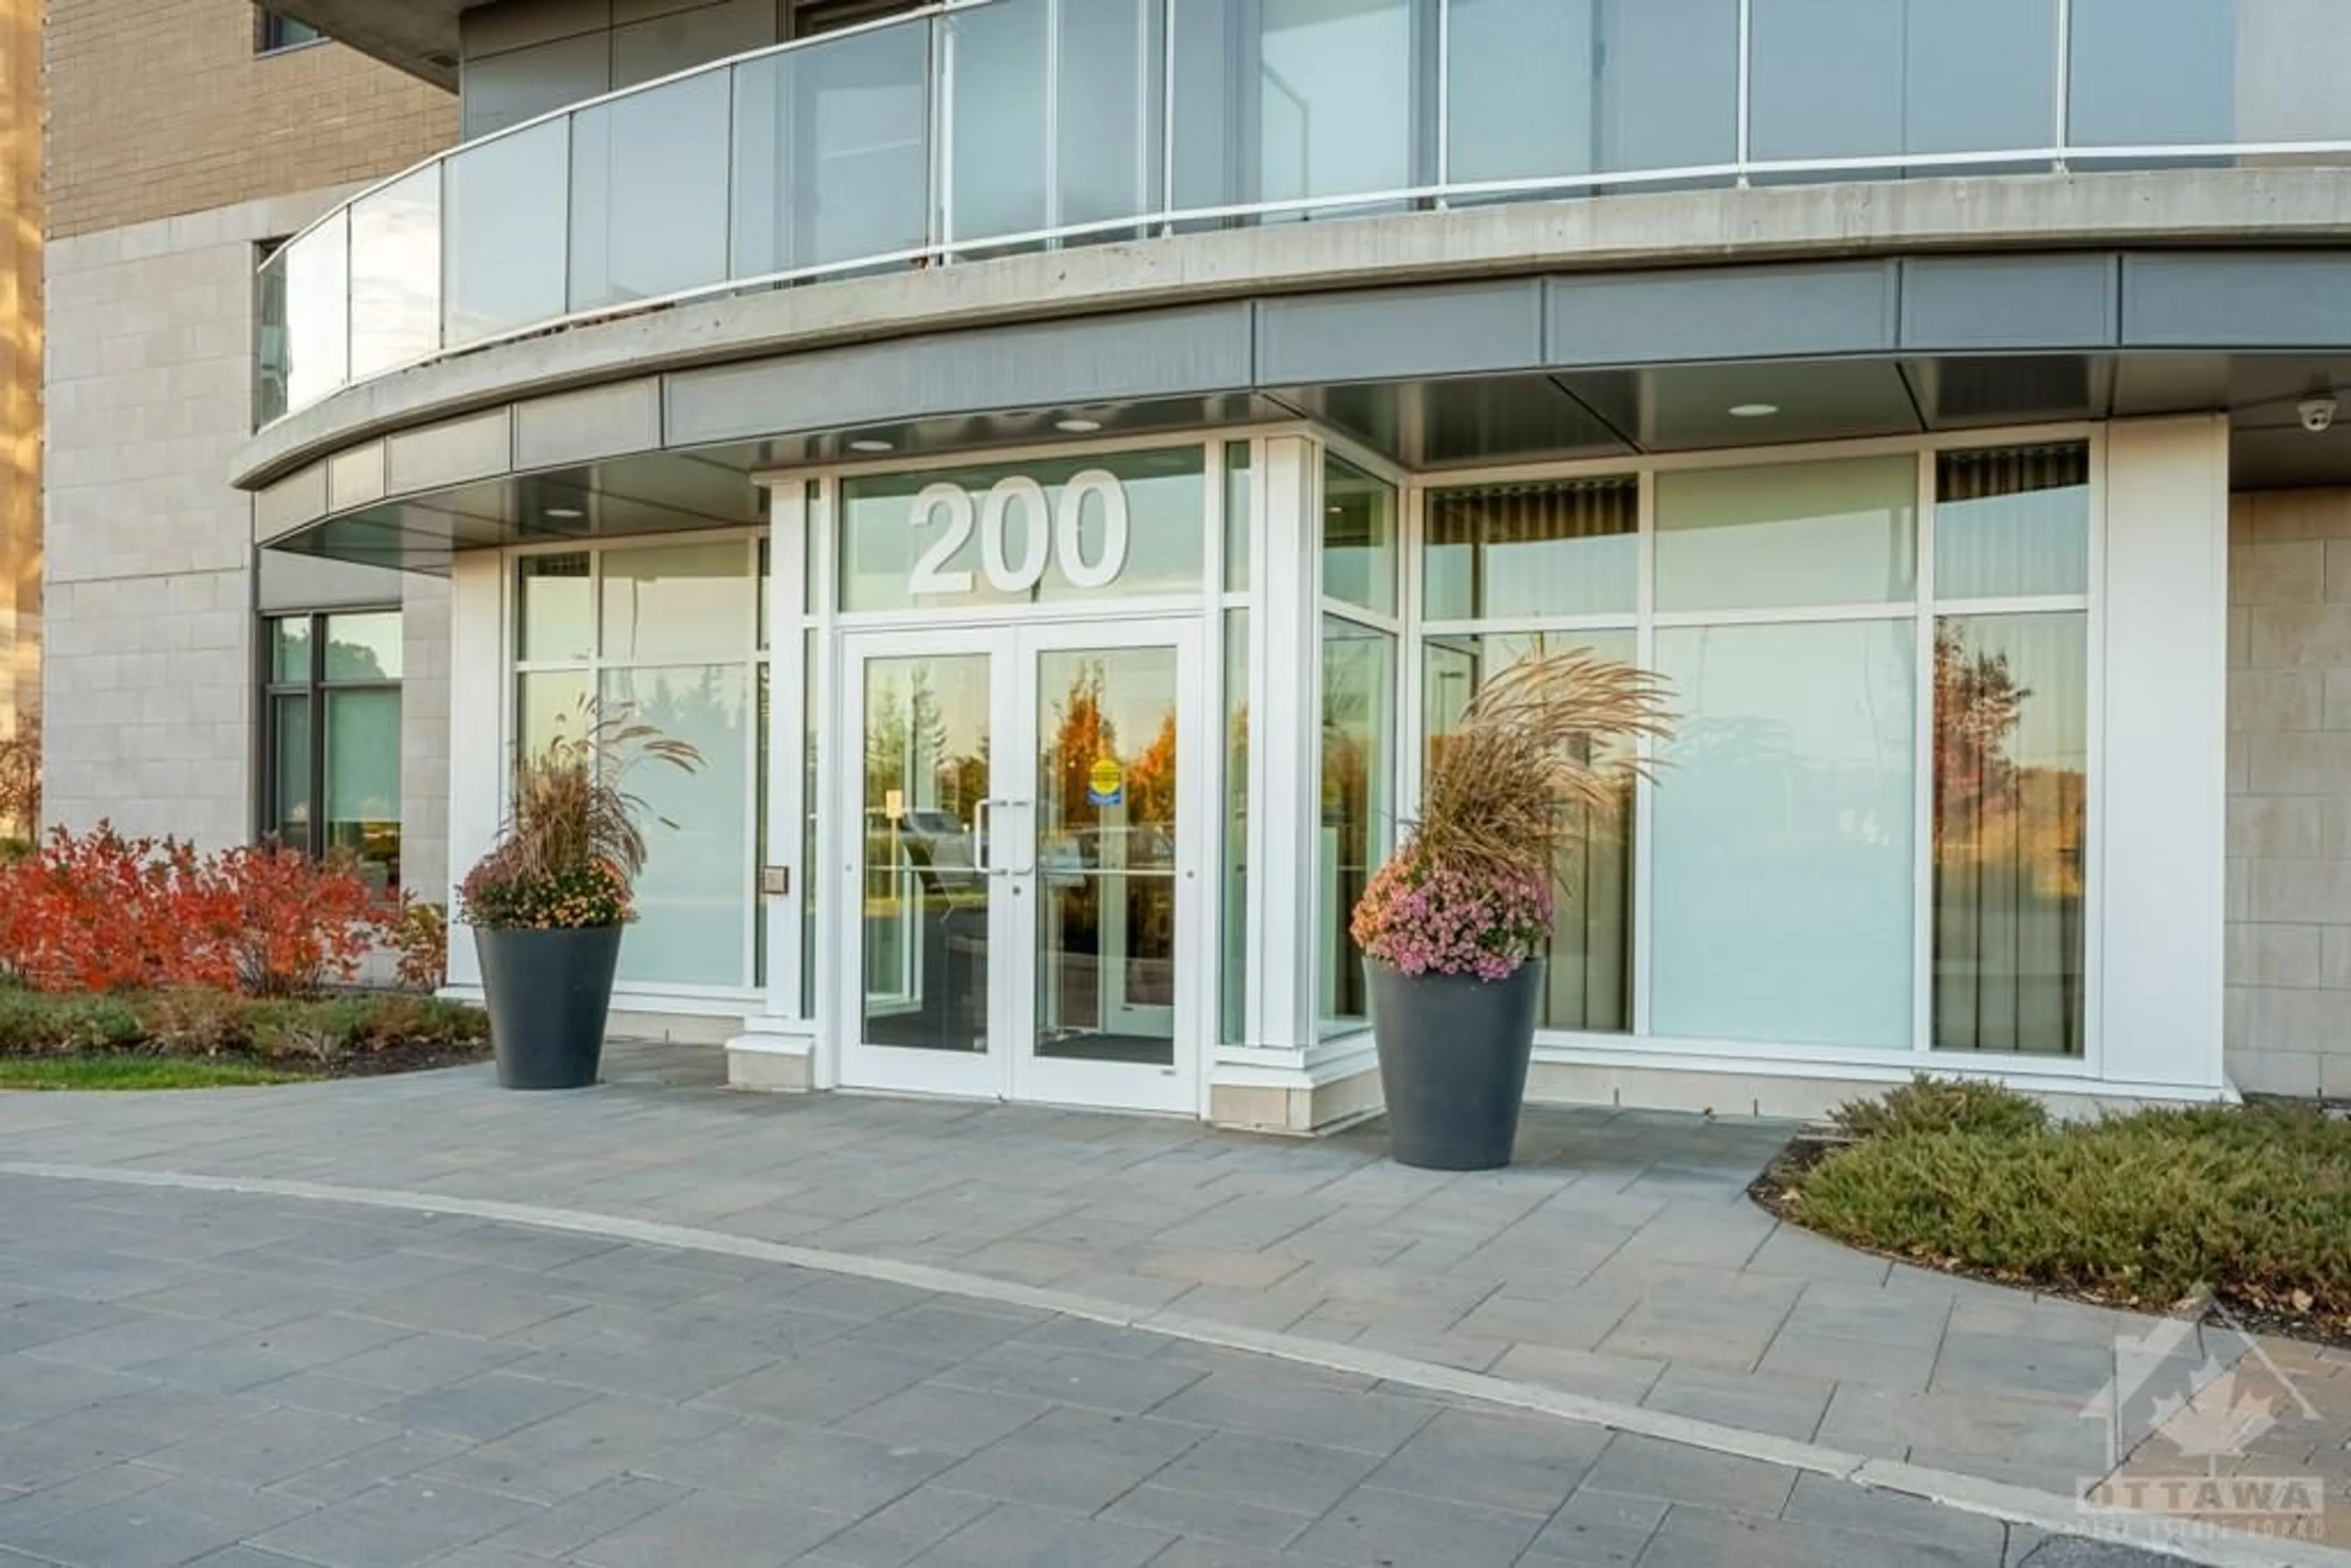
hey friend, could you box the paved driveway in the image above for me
[0,1042,2341,1565]
[2,1175,2151,1567]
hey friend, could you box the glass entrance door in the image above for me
[839,619,1203,1112]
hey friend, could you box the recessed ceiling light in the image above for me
[1728,403,1780,418]
[1054,418,1103,434]
[848,438,894,454]
[545,506,583,520]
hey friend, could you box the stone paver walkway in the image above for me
[0,1041,2343,1564]
[0,1174,2156,1567]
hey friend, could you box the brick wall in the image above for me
[47,0,456,240]
[2226,488,2351,1097]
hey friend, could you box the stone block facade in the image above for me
[46,0,455,240]
[2227,488,2351,1097]
[44,186,448,880]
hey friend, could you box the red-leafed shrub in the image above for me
[0,824,393,997]
[385,895,449,992]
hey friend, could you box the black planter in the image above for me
[473,925,623,1090]
[1368,959,1545,1171]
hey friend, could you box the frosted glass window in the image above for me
[1319,618,1393,1036]
[1260,0,1411,208]
[602,664,750,987]
[1655,456,1918,612]
[1651,620,1917,1049]
[517,670,591,763]
[2068,0,2237,148]
[599,542,754,663]
[1323,457,1397,616]
[519,554,593,662]
[1750,0,2056,163]
[1224,443,1251,592]
[842,448,1205,612]
[326,689,402,893]
[1423,477,1636,621]
[1936,444,2090,599]
[732,21,931,276]
[943,0,1049,242]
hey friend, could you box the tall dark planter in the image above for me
[473,925,623,1090]
[1368,959,1544,1171]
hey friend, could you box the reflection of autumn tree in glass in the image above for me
[1128,714,1177,830]
[1933,623,2083,897]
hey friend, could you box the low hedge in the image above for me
[0,988,487,1067]
[1775,1078,2351,1331]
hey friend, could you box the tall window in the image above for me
[1422,476,1638,1032]
[256,9,324,53]
[1318,455,1398,1036]
[516,540,760,990]
[1932,444,2090,1056]
[263,611,403,893]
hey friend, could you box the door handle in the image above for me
[972,798,994,876]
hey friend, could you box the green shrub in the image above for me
[1828,1075,2048,1140]
[1787,1098,2351,1321]
[0,989,486,1063]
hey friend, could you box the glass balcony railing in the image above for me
[255,0,2351,426]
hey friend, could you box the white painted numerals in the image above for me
[908,470,1131,598]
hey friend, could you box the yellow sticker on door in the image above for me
[1087,756,1124,808]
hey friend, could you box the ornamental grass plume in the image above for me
[458,698,702,931]
[1352,648,1673,980]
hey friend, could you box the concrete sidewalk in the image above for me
[0,1041,2343,1561]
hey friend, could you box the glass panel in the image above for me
[1655,456,1918,612]
[325,689,402,895]
[1423,476,1637,621]
[270,617,312,683]
[842,447,1205,613]
[324,612,402,681]
[1934,613,2087,1056]
[2067,0,2237,148]
[517,670,592,767]
[570,72,732,312]
[602,664,751,987]
[801,628,820,1019]
[944,0,1048,244]
[1936,444,2091,599]
[1651,620,1917,1049]
[256,247,289,425]
[1750,0,2056,163]
[755,661,770,989]
[1224,441,1251,591]
[861,655,992,1051]
[600,541,754,663]
[1222,610,1249,1045]
[1446,0,1739,184]
[1319,617,1394,1035]
[1057,0,1166,231]
[271,692,312,847]
[282,212,349,410]
[1035,647,1180,1065]
[444,119,569,348]
[1322,456,1397,615]
[732,19,931,278]
[349,167,441,380]
[520,554,593,662]
[1423,632,1635,1033]
[1259,0,1412,210]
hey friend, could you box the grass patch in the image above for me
[0,1056,313,1090]
[1767,1077,2351,1337]
[0,988,488,1077]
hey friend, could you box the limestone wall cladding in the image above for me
[2227,488,2351,1097]
[44,186,446,855]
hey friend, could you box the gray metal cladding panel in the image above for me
[664,303,1256,446]
[2123,254,2351,349]
[1899,255,2119,351]
[255,462,329,542]
[384,410,515,498]
[1256,280,1544,384]
[514,380,663,471]
[1546,262,1899,367]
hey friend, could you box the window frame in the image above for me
[254,7,328,55]
[1396,424,2103,1075]
[259,607,405,892]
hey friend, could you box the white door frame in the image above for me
[834,617,1206,1114]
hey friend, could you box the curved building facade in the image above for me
[204,0,2351,1125]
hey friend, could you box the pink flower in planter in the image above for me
[1350,850,1554,981]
